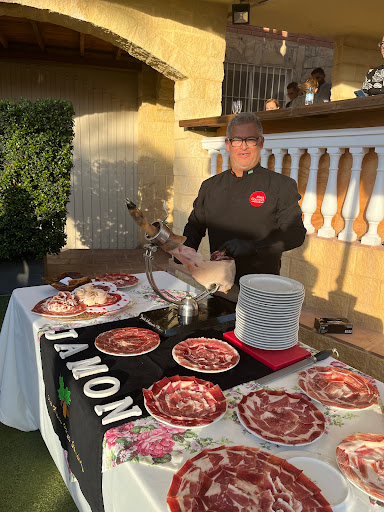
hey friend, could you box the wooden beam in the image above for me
[0,46,142,72]
[0,32,8,49]
[115,47,122,61]
[79,33,85,57]
[30,20,45,51]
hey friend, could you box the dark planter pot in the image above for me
[0,258,45,295]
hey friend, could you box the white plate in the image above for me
[237,407,324,447]
[143,394,227,428]
[94,338,160,357]
[77,281,117,292]
[239,290,305,304]
[240,274,304,294]
[336,459,382,504]
[277,450,350,510]
[235,326,298,340]
[172,340,240,373]
[86,291,133,313]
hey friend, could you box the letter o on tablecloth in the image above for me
[83,376,120,398]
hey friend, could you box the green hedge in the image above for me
[0,99,74,261]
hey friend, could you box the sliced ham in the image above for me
[95,327,160,356]
[298,366,379,409]
[143,375,226,427]
[167,446,332,512]
[336,433,384,501]
[32,292,87,316]
[237,389,325,445]
[172,337,240,373]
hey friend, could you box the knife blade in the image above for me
[255,348,338,386]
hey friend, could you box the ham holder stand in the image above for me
[137,205,236,337]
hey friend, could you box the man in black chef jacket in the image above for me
[182,112,306,300]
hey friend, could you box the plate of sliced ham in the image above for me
[143,375,227,428]
[336,433,384,502]
[167,445,332,512]
[172,337,240,373]
[32,291,88,318]
[95,272,139,288]
[85,291,133,313]
[298,366,379,409]
[237,389,325,446]
[95,327,160,356]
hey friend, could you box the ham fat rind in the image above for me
[126,199,235,293]
[167,445,332,512]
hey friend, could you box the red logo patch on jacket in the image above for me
[249,191,266,207]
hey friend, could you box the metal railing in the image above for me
[222,62,293,114]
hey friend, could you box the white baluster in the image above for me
[287,148,304,183]
[361,146,384,246]
[318,147,345,238]
[260,148,272,169]
[271,148,287,174]
[201,137,227,177]
[338,147,368,242]
[207,150,219,177]
[220,149,230,172]
[301,148,325,234]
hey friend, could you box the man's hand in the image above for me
[219,239,258,258]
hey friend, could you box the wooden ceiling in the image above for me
[0,16,142,72]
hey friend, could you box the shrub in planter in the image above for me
[0,99,74,291]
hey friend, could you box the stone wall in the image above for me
[282,236,384,334]
[332,36,384,101]
[225,24,334,86]
[137,65,175,246]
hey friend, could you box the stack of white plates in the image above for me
[234,274,305,350]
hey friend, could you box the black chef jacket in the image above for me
[183,163,306,287]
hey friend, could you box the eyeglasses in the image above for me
[378,42,384,48]
[228,137,261,147]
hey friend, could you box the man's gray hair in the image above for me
[226,112,263,139]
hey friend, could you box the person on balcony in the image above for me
[265,98,280,110]
[285,82,301,107]
[311,67,332,101]
[291,78,325,106]
[181,112,306,300]
[361,35,384,96]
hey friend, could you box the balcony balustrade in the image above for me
[201,126,384,246]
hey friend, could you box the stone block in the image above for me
[310,237,357,272]
[290,258,327,289]
[354,246,384,279]
[173,157,204,178]
[340,272,380,309]
[303,290,351,318]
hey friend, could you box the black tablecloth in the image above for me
[40,317,273,512]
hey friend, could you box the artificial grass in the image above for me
[0,294,78,512]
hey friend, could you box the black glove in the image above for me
[219,239,258,259]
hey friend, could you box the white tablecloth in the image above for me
[0,271,383,512]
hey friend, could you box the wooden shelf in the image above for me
[179,95,384,134]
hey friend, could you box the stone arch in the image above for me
[0,1,188,81]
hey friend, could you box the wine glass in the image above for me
[231,100,243,114]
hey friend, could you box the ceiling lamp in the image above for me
[232,3,250,25]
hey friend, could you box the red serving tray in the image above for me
[223,330,310,371]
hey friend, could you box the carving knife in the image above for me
[255,348,338,386]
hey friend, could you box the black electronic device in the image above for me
[139,295,236,337]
